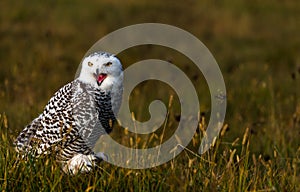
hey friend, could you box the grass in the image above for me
[1,113,299,191]
[1,0,300,191]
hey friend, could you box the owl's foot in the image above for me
[62,152,108,175]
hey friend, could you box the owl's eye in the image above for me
[88,62,93,67]
[104,62,112,67]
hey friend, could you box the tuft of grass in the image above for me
[1,113,299,191]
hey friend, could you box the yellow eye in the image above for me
[88,62,93,67]
[104,62,112,66]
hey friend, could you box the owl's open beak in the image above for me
[94,73,107,86]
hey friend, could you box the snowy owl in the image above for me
[14,51,123,174]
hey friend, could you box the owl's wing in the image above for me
[15,79,113,160]
[15,80,85,157]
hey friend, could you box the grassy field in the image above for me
[1,0,300,191]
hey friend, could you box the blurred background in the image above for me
[1,0,300,159]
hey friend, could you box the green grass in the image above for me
[1,114,299,191]
[1,0,300,191]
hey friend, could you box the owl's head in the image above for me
[78,52,123,90]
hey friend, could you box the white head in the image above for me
[78,52,123,91]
